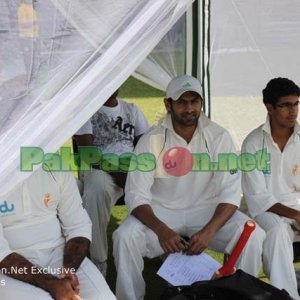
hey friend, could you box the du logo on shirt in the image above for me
[0,201,15,214]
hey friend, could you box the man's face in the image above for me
[267,95,299,129]
[165,91,202,127]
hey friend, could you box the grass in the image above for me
[119,76,165,99]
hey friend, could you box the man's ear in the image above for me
[265,103,274,115]
[164,98,171,112]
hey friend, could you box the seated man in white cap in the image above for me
[0,167,116,300]
[113,75,266,300]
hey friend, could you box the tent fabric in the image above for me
[2,0,300,198]
[133,15,187,91]
[193,0,211,117]
[0,0,194,198]
[210,0,300,97]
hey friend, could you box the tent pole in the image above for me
[194,0,211,118]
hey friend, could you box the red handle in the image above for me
[217,220,256,276]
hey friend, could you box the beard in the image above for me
[171,111,200,127]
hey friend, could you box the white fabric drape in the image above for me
[0,0,194,197]
[133,15,187,90]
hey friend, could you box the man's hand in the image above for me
[185,203,237,255]
[185,228,215,255]
[59,268,80,295]
[131,205,189,254]
[157,225,189,254]
[48,278,81,300]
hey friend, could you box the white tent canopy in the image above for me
[2,0,300,198]
[0,0,193,197]
[210,0,300,96]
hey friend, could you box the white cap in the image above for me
[166,75,203,101]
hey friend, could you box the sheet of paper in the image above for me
[157,252,222,286]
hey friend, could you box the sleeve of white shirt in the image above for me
[74,119,93,135]
[125,133,155,213]
[210,130,242,207]
[133,105,150,136]
[0,223,13,262]
[241,138,277,218]
[56,172,92,242]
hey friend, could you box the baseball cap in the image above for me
[166,75,203,101]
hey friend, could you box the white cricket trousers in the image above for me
[255,211,300,300]
[113,205,265,300]
[82,169,123,265]
[0,246,116,299]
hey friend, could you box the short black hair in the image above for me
[263,77,300,106]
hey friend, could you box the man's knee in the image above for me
[265,221,292,243]
[113,217,145,253]
[250,224,266,248]
[113,222,133,248]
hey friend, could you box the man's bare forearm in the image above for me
[203,203,238,234]
[268,202,300,225]
[132,204,167,235]
[132,204,188,254]
[268,202,300,219]
[63,237,90,271]
[186,204,238,255]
